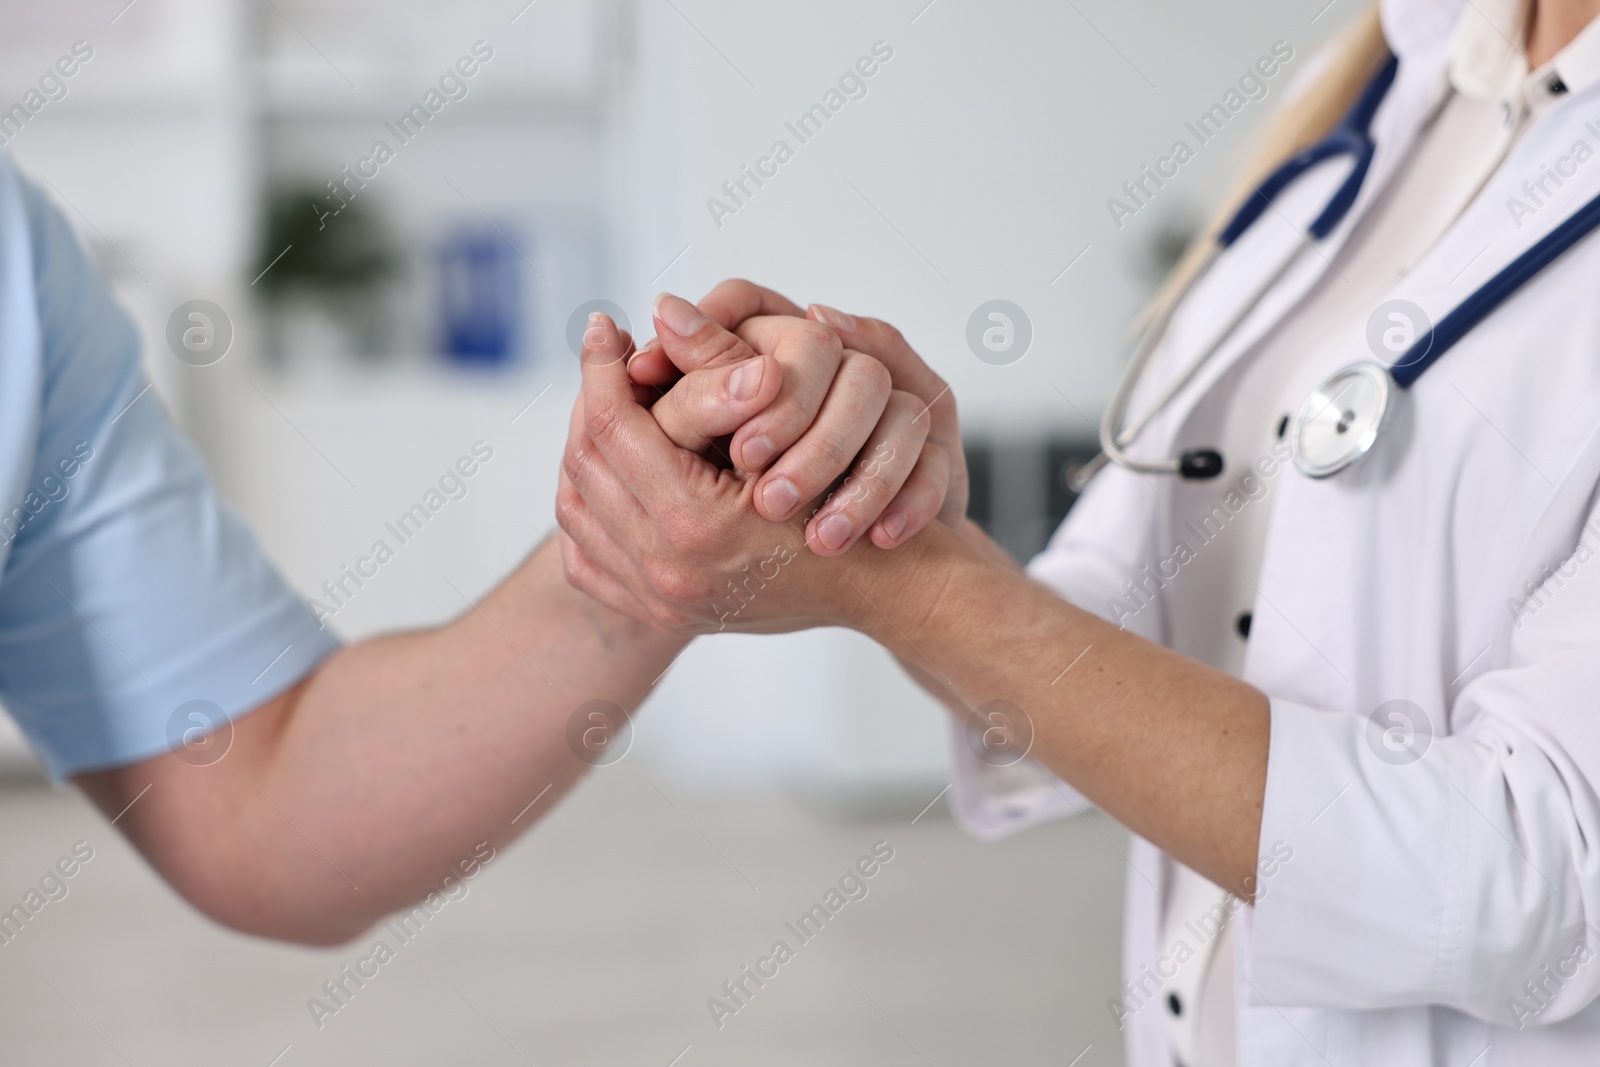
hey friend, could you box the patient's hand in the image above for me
[556,285,965,633]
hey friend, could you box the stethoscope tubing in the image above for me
[1096,238,1319,481]
[1390,184,1600,386]
[1071,51,1600,493]
[1078,175,1600,493]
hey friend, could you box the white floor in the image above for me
[0,763,1128,1066]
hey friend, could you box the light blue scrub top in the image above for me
[0,153,339,778]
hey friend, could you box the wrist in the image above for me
[836,521,987,648]
[505,538,689,672]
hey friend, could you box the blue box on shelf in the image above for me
[437,225,523,366]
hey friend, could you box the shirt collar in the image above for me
[1382,0,1470,65]
[1552,7,1600,96]
[1447,0,1600,113]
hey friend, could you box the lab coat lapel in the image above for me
[1408,86,1600,308]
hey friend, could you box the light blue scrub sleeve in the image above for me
[0,159,340,778]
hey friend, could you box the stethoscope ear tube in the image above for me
[1093,239,1307,484]
[1216,56,1396,249]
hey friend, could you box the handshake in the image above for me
[22,145,1256,976]
[556,278,977,637]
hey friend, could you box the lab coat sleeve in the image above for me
[1249,517,1600,1027]
[949,459,1167,839]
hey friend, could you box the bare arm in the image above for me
[559,316,1271,902]
[844,523,1270,898]
[76,285,944,945]
[76,535,680,945]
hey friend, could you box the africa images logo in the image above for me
[1105,41,1295,230]
[705,41,895,229]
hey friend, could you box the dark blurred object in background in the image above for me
[254,185,402,365]
[965,435,1101,563]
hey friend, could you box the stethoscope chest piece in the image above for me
[1291,362,1392,478]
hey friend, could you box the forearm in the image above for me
[271,540,680,928]
[94,539,684,944]
[891,519,1018,713]
[845,522,1269,896]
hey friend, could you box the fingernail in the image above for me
[742,435,777,469]
[653,292,707,336]
[728,360,762,401]
[880,512,908,542]
[583,312,610,351]
[811,304,857,333]
[817,513,853,551]
[763,477,800,518]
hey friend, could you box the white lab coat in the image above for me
[951,0,1600,1062]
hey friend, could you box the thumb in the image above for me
[631,282,805,388]
[651,353,782,454]
[626,337,678,389]
[580,313,676,491]
[652,292,759,373]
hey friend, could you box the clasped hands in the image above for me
[557,280,972,636]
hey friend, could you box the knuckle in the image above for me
[896,397,934,445]
[805,436,855,484]
[703,329,752,362]
[554,484,583,530]
[678,366,728,410]
[678,331,753,374]
[565,432,607,482]
[841,474,889,515]
[798,319,844,357]
[863,317,906,350]
[583,401,624,444]
[561,441,589,483]
[846,351,893,398]
[559,548,588,588]
[888,388,924,419]
[648,560,707,606]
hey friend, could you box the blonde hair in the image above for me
[1141,4,1392,329]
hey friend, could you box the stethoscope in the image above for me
[1079,52,1600,487]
